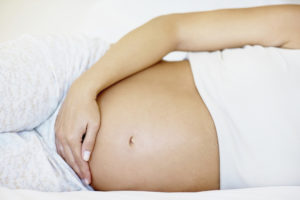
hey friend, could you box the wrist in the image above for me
[71,76,102,100]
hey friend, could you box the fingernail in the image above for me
[83,151,91,161]
[83,178,90,185]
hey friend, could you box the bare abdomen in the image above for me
[89,60,219,192]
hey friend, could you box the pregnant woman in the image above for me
[0,4,299,192]
[55,4,300,191]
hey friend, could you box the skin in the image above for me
[54,5,300,185]
[90,60,219,191]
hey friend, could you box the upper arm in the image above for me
[171,4,300,51]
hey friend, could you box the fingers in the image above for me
[56,134,92,185]
[68,142,91,185]
[82,119,100,162]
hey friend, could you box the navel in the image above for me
[129,136,135,146]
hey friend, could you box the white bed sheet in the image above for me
[1,186,300,200]
[0,0,300,198]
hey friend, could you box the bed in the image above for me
[1,186,300,200]
[0,0,299,199]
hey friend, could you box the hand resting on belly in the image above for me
[89,60,220,192]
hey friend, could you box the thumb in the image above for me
[82,120,100,162]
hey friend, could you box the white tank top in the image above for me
[188,45,300,189]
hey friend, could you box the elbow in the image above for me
[279,5,300,49]
[263,5,300,49]
[149,14,181,51]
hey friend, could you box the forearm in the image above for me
[75,16,178,97]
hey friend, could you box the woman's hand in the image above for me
[55,80,100,185]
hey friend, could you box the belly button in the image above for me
[129,136,135,146]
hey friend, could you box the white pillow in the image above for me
[0,0,298,60]
[0,0,299,43]
[83,0,300,42]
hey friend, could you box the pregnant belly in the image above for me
[89,60,219,192]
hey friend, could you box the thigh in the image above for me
[0,36,63,132]
[0,34,107,132]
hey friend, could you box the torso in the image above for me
[90,60,220,192]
